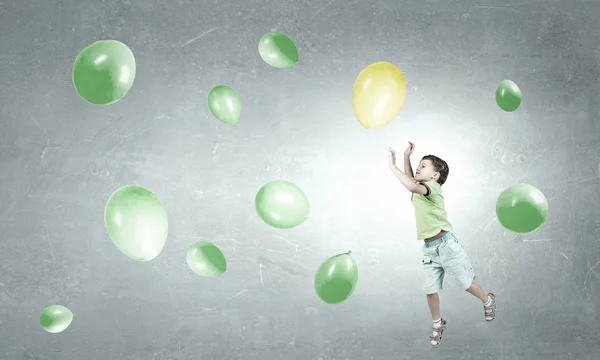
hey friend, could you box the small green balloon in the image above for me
[255,180,310,229]
[314,251,359,304]
[496,184,548,233]
[207,85,242,125]
[258,32,299,68]
[495,79,522,112]
[104,185,168,261]
[72,40,136,105]
[186,242,227,277]
[40,305,73,334]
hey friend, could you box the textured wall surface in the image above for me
[1,0,600,359]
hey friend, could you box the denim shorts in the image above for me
[421,232,476,294]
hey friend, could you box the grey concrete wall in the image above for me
[1,0,599,359]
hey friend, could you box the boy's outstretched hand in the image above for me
[388,147,397,168]
[404,141,415,156]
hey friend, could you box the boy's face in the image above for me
[415,159,439,182]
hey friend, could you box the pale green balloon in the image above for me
[255,180,310,229]
[40,305,73,334]
[207,85,242,125]
[496,183,548,233]
[314,251,359,304]
[258,32,299,68]
[104,185,168,261]
[72,40,136,105]
[495,79,522,112]
[186,242,227,277]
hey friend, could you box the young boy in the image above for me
[388,141,497,347]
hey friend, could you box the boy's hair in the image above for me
[422,155,449,185]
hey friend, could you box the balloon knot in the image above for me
[347,250,351,255]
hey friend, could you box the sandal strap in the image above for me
[429,319,447,344]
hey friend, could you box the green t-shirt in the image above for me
[411,180,453,240]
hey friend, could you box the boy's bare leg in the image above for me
[466,282,488,302]
[466,282,497,321]
[426,293,441,320]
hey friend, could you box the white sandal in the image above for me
[484,293,497,321]
[429,318,447,347]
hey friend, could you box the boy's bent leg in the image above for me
[466,281,488,302]
[441,235,497,321]
[466,282,497,321]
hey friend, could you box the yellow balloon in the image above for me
[352,62,407,129]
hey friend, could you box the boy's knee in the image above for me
[463,280,475,291]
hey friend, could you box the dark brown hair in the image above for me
[422,155,449,185]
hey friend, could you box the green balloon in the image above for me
[496,184,548,233]
[258,32,299,68]
[72,40,136,105]
[40,305,73,334]
[207,85,242,125]
[255,180,310,229]
[314,251,359,304]
[186,242,227,277]
[495,79,522,112]
[104,185,168,261]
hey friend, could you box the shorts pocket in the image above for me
[422,255,432,265]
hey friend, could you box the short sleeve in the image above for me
[422,181,442,197]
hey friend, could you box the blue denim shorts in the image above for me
[421,232,476,294]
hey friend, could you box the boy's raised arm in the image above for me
[404,141,415,179]
[404,156,414,179]
[388,147,428,195]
